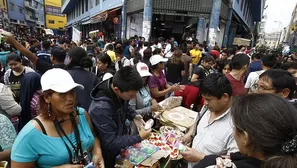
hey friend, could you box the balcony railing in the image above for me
[24,1,37,10]
[25,14,37,22]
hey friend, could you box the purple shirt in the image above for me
[148,71,167,102]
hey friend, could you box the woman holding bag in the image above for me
[11,69,104,168]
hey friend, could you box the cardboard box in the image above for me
[115,150,170,168]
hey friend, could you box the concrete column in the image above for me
[227,24,237,47]
[208,0,222,48]
[196,17,205,43]
[222,7,232,47]
[142,0,153,42]
[121,0,127,40]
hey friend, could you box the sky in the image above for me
[265,0,296,33]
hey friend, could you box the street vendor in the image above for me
[180,73,238,167]
[89,66,152,167]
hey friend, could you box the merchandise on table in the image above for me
[159,96,183,111]
[147,133,183,160]
[160,126,185,138]
[118,140,159,165]
[144,119,154,130]
[162,106,198,128]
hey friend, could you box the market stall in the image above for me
[115,97,198,168]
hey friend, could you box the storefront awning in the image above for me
[82,20,91,25]
[91,6,121,24]
[91,10,108,23]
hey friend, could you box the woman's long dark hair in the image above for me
[66,47,93,69]
[98,53,115,72]
[232,94,297,168]
[19,72,41,130]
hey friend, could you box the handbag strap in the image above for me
[33,118,47,135]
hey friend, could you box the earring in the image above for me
[47,103,51,117]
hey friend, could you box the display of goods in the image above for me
[159,96,183,111]
[160,126,185,138]
[118,140,159,165]
[144,119,154,130]
[147,133,182,160]
[162,106,197,128]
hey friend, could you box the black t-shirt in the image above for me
[191,65,210,86]
[36,58,65,75]
[9,70,25,103]
[166,61,185,84]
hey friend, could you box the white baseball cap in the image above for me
[149,55,168,66]
[136,62,152,77]
[41,68,84,93]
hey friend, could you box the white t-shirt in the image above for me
[245,70,265,92]
[164,43,172,58]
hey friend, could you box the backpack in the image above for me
[36,50,51,64]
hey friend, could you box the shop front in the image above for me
[90,7,122,40]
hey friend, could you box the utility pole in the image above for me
[121,0,127,40]
[207,0,222,49]
[142,0,153,42]
[196,17,205,43]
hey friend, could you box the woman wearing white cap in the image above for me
[129,63,162,120]
[148,55,180,102]
[11,68,104,168]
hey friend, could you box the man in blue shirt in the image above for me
[245,53,263,82]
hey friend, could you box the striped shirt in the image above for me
[188,106,238,168]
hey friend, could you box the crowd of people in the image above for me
[0,31,297,168]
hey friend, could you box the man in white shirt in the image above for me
[180,73,238,168]
[139,42,155,58]
[164,40,173,58]
[245,54,276,93]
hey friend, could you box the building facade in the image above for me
[126,0,264,47]
[45,0,67,35]
[62,0,123,39]
[0,0,9,30]
[7,0,27,34]
[258,13,267,45]
[284,3,297,49]
[35,0,45,30]
[24,0,45,35]
[61,0,264,46]
[265,32,281,49]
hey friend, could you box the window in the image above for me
[244,1,249,19]
[19,6,22,13]
[240,0,244,11]
[10,3,14,11]
[96,0,100,6]
[86,0,88,12]
[243,0,246,17]
[58,21,63,23]
[45,5,65,16]
[48,20,55,24]
[81,0,84,13]
[90,0,93,9]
